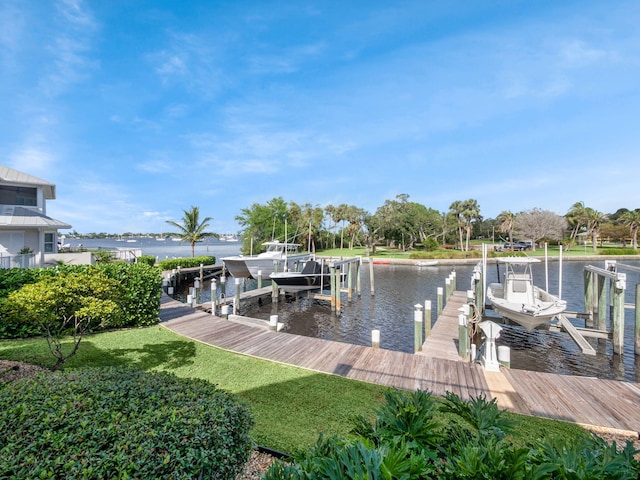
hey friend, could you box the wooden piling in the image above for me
[584,269,594,327]
[210,279,217,316]
[414,303,423,353]
[437,287,443,316]
[234,278,241,314]
[612,273,626,355]
[372,329,380,348]
[424,300,432,337]
[369,259,375,296]
[356,257,362,297]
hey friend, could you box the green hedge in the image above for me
[157,256,216,270]
[599,248,638,256]
[0,263,163,339]
[0,367,254,479]
[137,254,158,266]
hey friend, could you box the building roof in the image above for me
[0,165,56,199]
[0,206,72,229]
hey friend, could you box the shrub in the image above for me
[158,256,216,270]
[599,248,638,256]
[137,254,157,266]
[2,270,124,369]
[0,367,254,479]
[265,388,640,479]
[0,263,162,339]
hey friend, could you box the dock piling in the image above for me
[414,303,423,353]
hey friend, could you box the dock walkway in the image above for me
[159,293,640,436]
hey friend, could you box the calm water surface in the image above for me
[67,238,640,382]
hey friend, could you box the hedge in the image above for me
[0,263,163,339]
[157,256,216,270]
[0,367,254,479]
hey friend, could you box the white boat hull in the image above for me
[487,283,567,331]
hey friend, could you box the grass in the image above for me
[1,327,589,454]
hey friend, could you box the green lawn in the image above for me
[1,327,589,454]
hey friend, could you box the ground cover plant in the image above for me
[264,390,640,479]
[0,366,253,479]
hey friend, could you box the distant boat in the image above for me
[222,241,311,279]
[416,260,438,267]
[487,257,567,331]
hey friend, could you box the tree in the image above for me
[513,209,567,249]
[4,271,123,370]
[449,199,481,251]
[496,210,516,245]
[235,197,290,254]
[166,206,215,257]
[618,209,640,249]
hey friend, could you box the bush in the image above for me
[137,255,157,266]
[0,367,254,479]
[265,389,640,479]
[158,256,216,270]
[0,263,163,339]
[599,248,638,256]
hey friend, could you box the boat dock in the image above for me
[159,291,640,437]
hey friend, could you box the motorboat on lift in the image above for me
[269,259,335,292]
[487,257,567,331]
[222,240,311,279]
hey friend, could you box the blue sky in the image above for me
[2,1,639,234]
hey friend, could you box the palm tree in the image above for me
[496,210,516,246]
[584,207,606,253]
[566,201,588,248]
[449,199,481,251]
[165,206,214,257]
[619,209,640,249]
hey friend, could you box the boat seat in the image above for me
[301,260,319,274]
[512,280,528,293]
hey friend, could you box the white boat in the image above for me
[222,241,311,279]
[487,257,567,331]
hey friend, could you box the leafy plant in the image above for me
[3,271,123,369]
[157,255,216,270]
[441,391,515,439]
[0,367,254,479]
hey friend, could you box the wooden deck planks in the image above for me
[159,294,640,434]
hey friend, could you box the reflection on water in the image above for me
[234,260,640,383]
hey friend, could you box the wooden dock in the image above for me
[159,292,640,436]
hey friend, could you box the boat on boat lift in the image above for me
[222,240,311,279]
[269,258,337,292]
[487,257,567,331]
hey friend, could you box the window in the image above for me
[44,233,55,253]
[0,186,38,206]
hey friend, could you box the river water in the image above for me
[65,238,640,382]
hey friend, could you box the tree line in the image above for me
[234,196,640,254]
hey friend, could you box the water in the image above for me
[64,237,640,382]
[64,236,242,261]
[238,260,640,383]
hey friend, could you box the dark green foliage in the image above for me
[94,263,162,328]
[599,248,638,256]
[352,389,444,450]
[0,367,254,479]
[157,256,216,270]
[0,263,162,339]
[265,388,640,480]
[441,392,515,439]
[136,254,157,266]
[530,434,640,480]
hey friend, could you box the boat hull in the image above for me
[487,284,567,331]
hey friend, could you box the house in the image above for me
[0,165,72,268]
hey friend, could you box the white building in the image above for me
[0,165,72,268]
